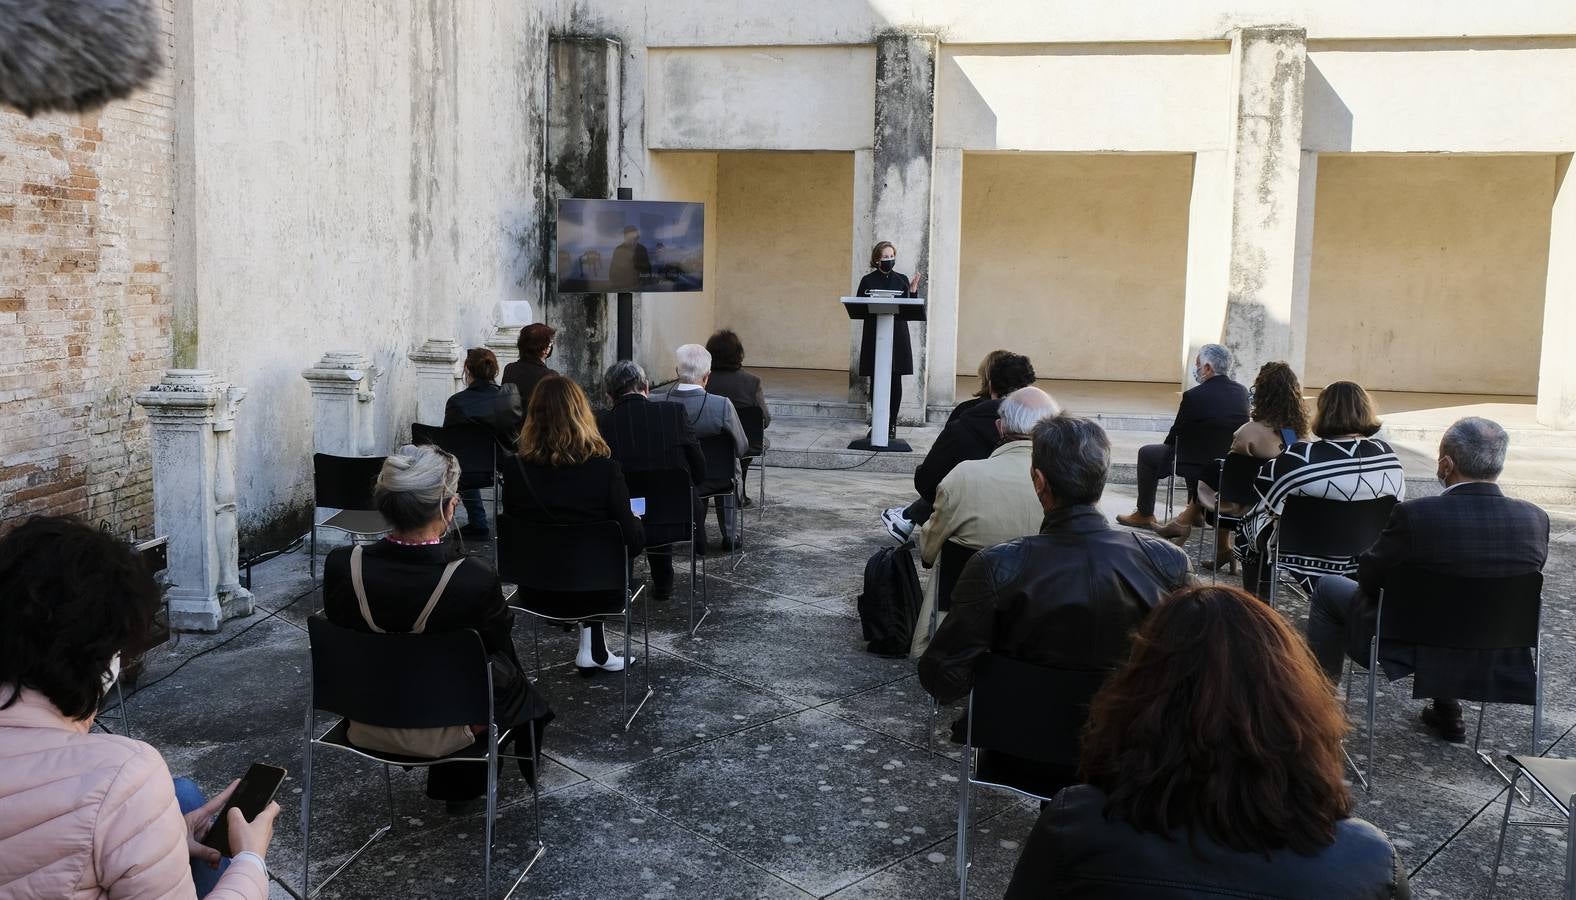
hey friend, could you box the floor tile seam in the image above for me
[1403,717,1576,879]
[813,803,1029,898]
[586,779,818,897]
[626,639,826,709]
[703,570,847,604]
[584,702,828,779]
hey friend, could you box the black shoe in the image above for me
[1421,701,1466,743]
[888,426,898,442]
[653,586,672,602]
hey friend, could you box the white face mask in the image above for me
[1193,366,1206,385]
[101,652,121,696]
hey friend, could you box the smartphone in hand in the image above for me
[630,497,647,516]
[201,763,287,854]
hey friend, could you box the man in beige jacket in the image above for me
[911,386,1061,656]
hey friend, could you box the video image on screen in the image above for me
[555,199,704,293]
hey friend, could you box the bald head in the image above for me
[998,386,1061,438]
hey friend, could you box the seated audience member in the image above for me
[504,375,644,674]
[919,416,1191,795]
[881,352,1038,542]
[0,517,277,899]
[1006,585,1408,899]
[323,445,552,813]
[652,343,748,550]
[1156,360,1310,571]
[909,386,1061,658]
[703,328,770,506]
[949,348,1012,425]
[1307,417,1549,743]
[1236,380,1405,597]
[443,346,524,540]
[596,359,706,601]
[501,322,558,409]
[1116,343,1249,532]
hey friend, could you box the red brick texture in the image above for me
[0,1,176,535]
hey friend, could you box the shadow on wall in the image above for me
[1303,59,1353,152]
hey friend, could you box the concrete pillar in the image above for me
[133,370,254,633]
[1181,150,1233,381]
[409,338,462,427]
[925,148,963,418]
[849,32,937,425]
[545,36,621,395]
[848,149,876,394]
[301,352,381,457]
[1220,27,1309,384]
[1538,154,1576,428]
[486,326,522,370]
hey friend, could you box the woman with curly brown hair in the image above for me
[1005,585,1408,899]
[1154,361,1311,570]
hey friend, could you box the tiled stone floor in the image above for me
[116,468,1576,898]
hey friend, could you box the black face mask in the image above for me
[878,259,896,272]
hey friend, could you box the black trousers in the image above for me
[869,376,902,432]
[1134,443,1175,517]
[902,496,935,527]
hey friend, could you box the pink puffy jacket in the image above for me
[0,688,268,900]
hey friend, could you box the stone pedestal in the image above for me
[301,351,381,456]
[409,338,462,427]
[486,326,522,370]
[133,370,254,633]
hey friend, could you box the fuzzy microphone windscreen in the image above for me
[0,0,163,116]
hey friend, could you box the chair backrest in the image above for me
[1379,568,1543,651]
[306,615,491,727]
[1276,495,1397,559]
[970,654,1111,768]
[1175,419,1247,470]
[312,454,387,512]
[936,540,980,613]
[1216,453,1265,509]
[699,434,737,486]
[496,514,628,620]
[623,468,695,528]
[736,406,766,455]
[411,422,499,489]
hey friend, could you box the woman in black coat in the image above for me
[503,374,644,674]
[444,347,523,540]
[856,240,923,439]
[322,444,551,811]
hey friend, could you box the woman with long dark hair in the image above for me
[1005,585,1408,899]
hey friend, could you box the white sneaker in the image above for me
[881,506,915,544]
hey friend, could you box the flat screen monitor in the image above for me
[555,198,704,293]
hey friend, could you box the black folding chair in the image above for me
[625,468,706,635]
[1164,419,1245,522]
[737,405,768,520]
[412,422,504,561]
[956,656,1110,899]
[495,516,653,730]
[698,433,742,559]
[1489,754,1576,899]
[926,540,980,756]
[1343,568,1544,794]
[301,616,542,899]
[1202,452,1265,582]
[310,454,391,581]
[1267,495,1397,609]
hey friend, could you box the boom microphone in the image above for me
[0,0,162,116]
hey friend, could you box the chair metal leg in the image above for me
[531,618,541,679]
[301,711,313,898]
[956,748,973,900]
[1565,791,1576,900]
[501,724,545,899]
[1489,770,1520,898]
[1473,704,1533,802]
[309,523,317,581]
[115,679,131,739]
[1366,642,1379,794]
[484,728,498,899]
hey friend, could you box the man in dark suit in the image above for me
[1306,417,1550,742]
[595,359,704,600]
[1117,343,1249,530]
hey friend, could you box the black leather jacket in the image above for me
[1006,785,1410,899]
[918,505,1191,704]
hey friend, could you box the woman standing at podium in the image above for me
[857,241,923,440]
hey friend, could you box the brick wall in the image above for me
[0,1,176,534]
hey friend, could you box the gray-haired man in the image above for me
[1305,417,1550,743]
[652,344,748,549]
[1117,343,1248,531]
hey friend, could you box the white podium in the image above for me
[843,293,926,452]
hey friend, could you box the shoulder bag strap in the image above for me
[349,545,385,634]
[410,558,465,633]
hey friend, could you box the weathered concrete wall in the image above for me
[715,152,855,371]
[646,47,876,152]
[853,33,936,424]
[641,151,718,379]
[1306,155,1553,395]
[957,154,1193,383]
[1539,155,1576,428]
[544,36,621,396]
[937,43,1232,152]
[0,0,176,533]
[1305,40,1576,153]
[180,1,550,545]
